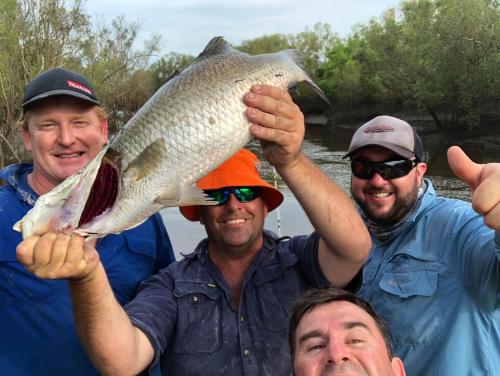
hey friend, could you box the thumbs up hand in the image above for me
[447,146,500,230]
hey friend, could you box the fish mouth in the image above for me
[78,161,119,227]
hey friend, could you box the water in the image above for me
[161,122,498,258]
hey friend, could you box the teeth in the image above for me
[372,192,390,198]
[226,219,245,225]
[58,153,82,159]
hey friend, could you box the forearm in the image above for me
[69,263,153,376]
[277,154,371,285]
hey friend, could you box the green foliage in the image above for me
[237,34,292,55]
[320,0,500,131]
[236,23,339,76]
[150,53,195,91]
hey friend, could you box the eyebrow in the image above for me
[297,321,372,345]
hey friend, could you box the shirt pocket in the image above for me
[172,281,222,354]
[251,263,301,331]
[377,255,442,346]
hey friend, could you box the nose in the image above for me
[368,171,389,186]
[325,340,350,365]
[57,123,76,146]
[224,193,244,209]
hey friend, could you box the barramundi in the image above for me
[14,36,328,239]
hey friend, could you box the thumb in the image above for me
[447,146,483,191]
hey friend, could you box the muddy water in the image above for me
[162,123,498,258]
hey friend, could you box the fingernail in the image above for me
[253,85,261,92]
[246,92,256,100]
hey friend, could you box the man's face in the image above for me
[22,96,108,193]
[200,190,268,255]
[350,146,426,225]
[293,301,405,376]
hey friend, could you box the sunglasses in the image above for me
[204,187,262,206]
[351,159,418,180]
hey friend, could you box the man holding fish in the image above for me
[16,84,372,375]
[0,68,176,375]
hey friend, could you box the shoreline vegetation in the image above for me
[1,0,498,168]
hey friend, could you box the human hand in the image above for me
[16,232,100,282]
[243,84,305,169]
[448,146,500,230]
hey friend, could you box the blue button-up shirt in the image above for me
[359,180,500,375]
[0,163,176,375]
[125,231,330,375]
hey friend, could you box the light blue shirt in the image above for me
[359,179,500,376]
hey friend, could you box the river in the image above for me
[161,121,499,259]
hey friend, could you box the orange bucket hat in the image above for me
[179,149,284,221]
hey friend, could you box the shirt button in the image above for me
[192,296,199,303]
[244,349,250,356]
[240,316,245,322]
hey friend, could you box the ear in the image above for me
[21,127,32,151]
[390,357,406,376]
[415,162,427,184]
[100,117,109,145]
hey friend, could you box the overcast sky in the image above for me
[85,0,400,56]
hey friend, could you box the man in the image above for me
[289,287,406,376]
[16,85,371,375]
[0,68,175,375]
[344,115,500,375]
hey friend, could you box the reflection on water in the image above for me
[162,123,495,258]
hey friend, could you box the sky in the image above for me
[85,0,401,57]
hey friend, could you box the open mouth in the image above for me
[78,161,119,227]
[225,218,246,225]
[56,152,85,159]
[370,192,392,198]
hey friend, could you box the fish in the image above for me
[14,36,329,239]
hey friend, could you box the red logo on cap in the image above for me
[67,80,92,95]
[364,125,394,134]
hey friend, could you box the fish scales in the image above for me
[14,37,328,239]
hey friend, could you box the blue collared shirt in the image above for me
[359,179,500,375]
[125,231,330,376]
[0,163,176,375]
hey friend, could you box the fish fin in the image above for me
[124,139,167,182]
[280,49,332,107]
[179,185,218,207]
[154,184,217,207]
[194,36,244,62]
[292,80,331,108]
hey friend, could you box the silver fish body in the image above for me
[14,37,328,239]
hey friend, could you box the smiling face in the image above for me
[293,301,405,376]
[200,190,268,258]
[22,96,108,194]
[350,146,427,225]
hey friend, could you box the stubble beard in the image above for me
[355,183,419,226]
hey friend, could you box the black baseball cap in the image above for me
[343,115,424,161]
[22,68,99,111]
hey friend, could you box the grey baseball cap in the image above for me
[22,68,99,111]
[343,115,424,160]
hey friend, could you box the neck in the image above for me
[208,237,264,308]
[28,171,56,195]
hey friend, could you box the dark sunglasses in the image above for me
[204,187,262,206]
[351,159,418,180]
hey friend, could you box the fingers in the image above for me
[448,146,500,230]
[16,235,41,268]
[244,85,304,143]
[482,203,500,230]
[447,146,483,190]
[471,164,500,230]
[16,232,100,280]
